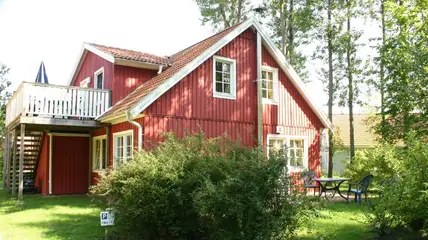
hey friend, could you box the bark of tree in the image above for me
[327,0,334,178]
[346,0,355,162]
[287,0,295,64]
[380,0,386,136]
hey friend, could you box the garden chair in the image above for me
[347,174,374,204]
[301,171,321,196]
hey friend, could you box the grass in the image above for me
[0,186,375,240]
[297,199,374,240]
[0,189,105,240]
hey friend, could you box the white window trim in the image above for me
[213,55,237,100]
[266,134,309,172]
[80,77,90,88]
[113,130,134,169]
[94,67,104,89]
[261,66,279,105]
[92,135,107,172]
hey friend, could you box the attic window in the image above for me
[94,67,104,89]
[261,66,279,104]
[213,56,236,100]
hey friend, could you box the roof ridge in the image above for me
[88,42,169,60]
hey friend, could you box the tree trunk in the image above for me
[237,0,243,22]
[346,0,355,162]
[327,0,334,178]
[279,0,288,55]
[287,0,295,64]
[380,0,386,137]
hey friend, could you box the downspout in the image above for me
[126,111,143,152]
[157,65,163,74]
[256,32,263,146]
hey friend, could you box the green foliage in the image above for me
[193,0,252,31]
[0,63,11,181]
[376,0,428,142]
[354,132,428,238]
[344,143,398,188]
[92,133,312,239]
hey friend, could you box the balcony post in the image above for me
[18,124,25,202]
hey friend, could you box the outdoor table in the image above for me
[313,177,350,200]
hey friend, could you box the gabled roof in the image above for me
[89,43,170,66]
[68,43,169,86]
[95,17,333,131]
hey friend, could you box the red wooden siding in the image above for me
[113,65,157,105]
[109,29,324,175]
[73,52,114,89]
[143,29,257,147]
[52,136,89,195]
[261,45,323,173]
[35,132,49,195]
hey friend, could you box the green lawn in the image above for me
[298,200,374,240]
[0,188,374,240]
[0,189,105,240]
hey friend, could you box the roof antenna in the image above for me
[252,6,266,24]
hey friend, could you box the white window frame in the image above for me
[213,55,237,100]
[266,134,309,172]
[261,66,279,105]
[80,77,90,88]
[94,67,104,89]
[113,130,134,169]
[92,135,107,172]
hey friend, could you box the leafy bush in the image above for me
[344,144,399,188]
[363,133,428,238]
[92,133,311,240]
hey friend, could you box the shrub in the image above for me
[363,133,428,238]
[92,133,310,240]
[344,144,399,188]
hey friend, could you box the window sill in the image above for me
[92,169,107,173]
[213,93,236,100]
[263,99,279,105]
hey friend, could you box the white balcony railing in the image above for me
[5,82,111,127]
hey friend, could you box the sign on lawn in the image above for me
[100,211,115,226]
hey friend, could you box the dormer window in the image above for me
[213,56,236,99]
[94,67,104,89]
[261,66,279,104]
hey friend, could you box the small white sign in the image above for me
[100,211,115,226]
[276,126,284,134]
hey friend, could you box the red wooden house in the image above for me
[2,18,332,197]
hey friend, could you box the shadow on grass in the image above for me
[0,189,104,214]
[15,212,105,240]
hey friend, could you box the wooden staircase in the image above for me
[9,131,44,194]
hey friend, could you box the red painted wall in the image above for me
[261,45,323,173]
[73,52,114,89]
[113,65,157,105]
[35,132,49,195]
[52,136,89,195]
[143,29,257,147]
[108,29,324,174]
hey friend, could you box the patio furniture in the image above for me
[347,174,374,204]
[301,171,321,196]
[314,177,350,201]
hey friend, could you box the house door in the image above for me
[52,135,89,195]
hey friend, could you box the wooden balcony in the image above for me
[5,82,111,130]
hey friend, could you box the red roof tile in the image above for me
[98,22,243,120]
[89,43,170,66]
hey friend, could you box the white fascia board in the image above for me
[67,45,88,86]
[252,21,333,131]
[67,43,116,86]
[129,18,256,117]
[83,43,116,63]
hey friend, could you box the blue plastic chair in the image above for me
[347,175,374,204]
